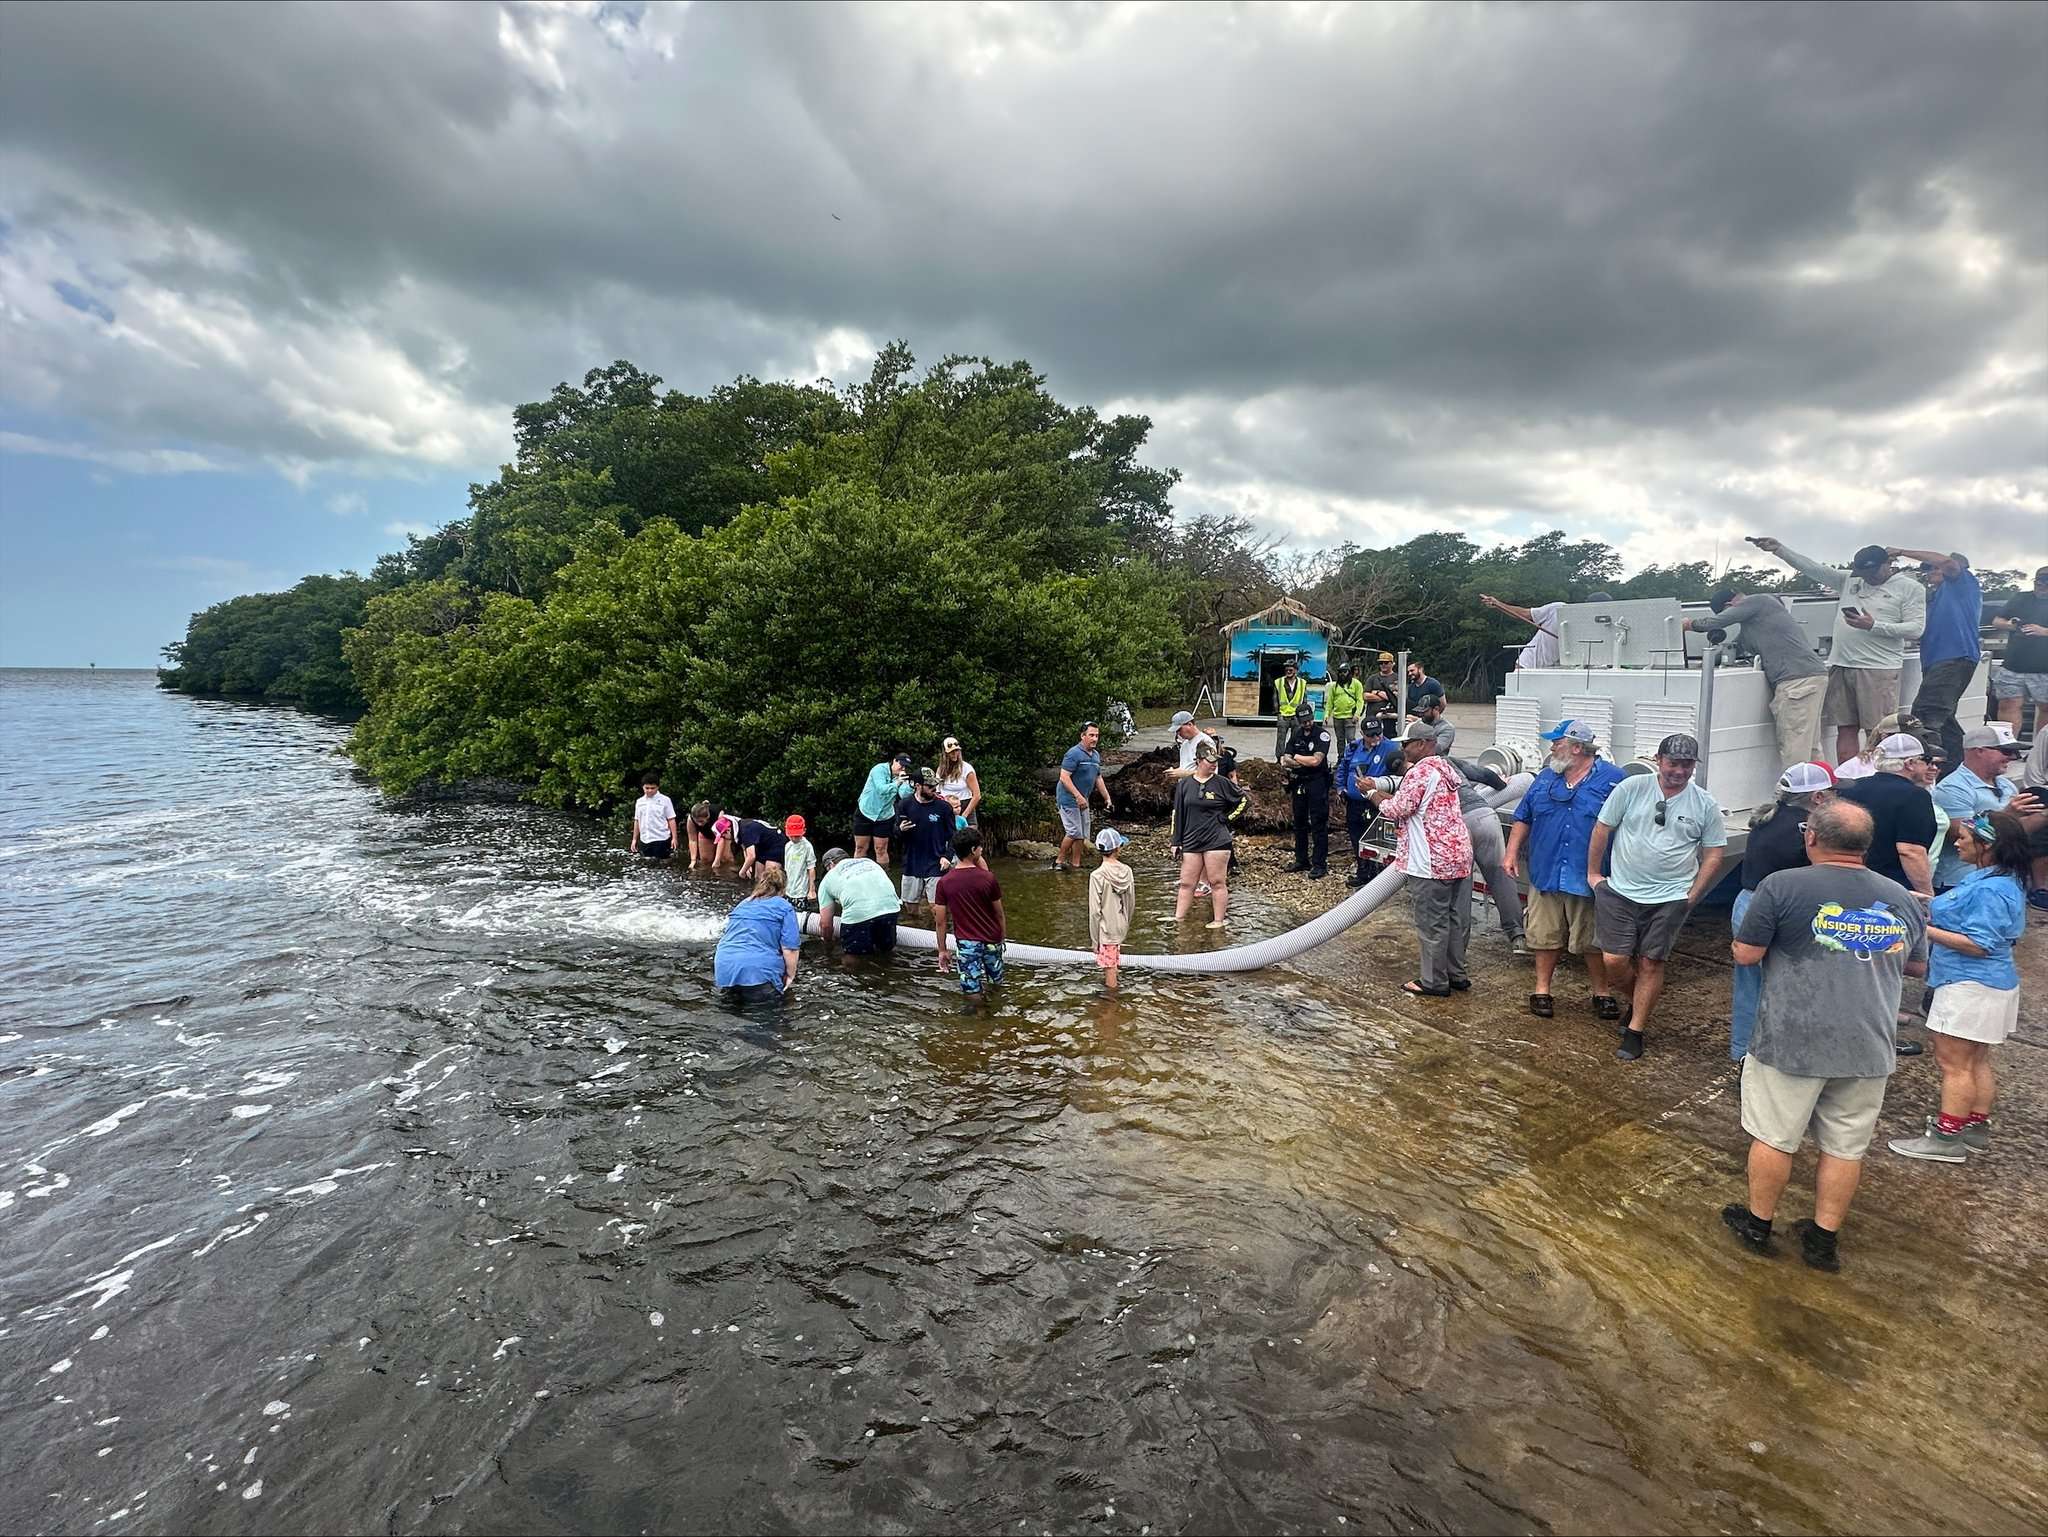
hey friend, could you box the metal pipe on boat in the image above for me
[1695,639,1719,790]
[799,774,1536,973]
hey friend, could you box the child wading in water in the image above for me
[1089,828,1136,990]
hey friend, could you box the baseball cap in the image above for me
[917,767,940,787]
[1962,723,2023,754]
[1776,762,1834,794]
[1401,720,1437,743]
[1094,827,1128,852]
[1540,719,1597,745]
[1876,732,1926,759]
[1850,544,1891,572]
[1170,710,1194,728]
[1377,650,1394,662]
[821,847,849,868]
[1361,717,1385,736]
[1656,733,1701,761]
[1707,588,1735,613]
[1194,740,1218,762]
[784,814,807,836]
[893,754,913,770]
[942,736,960,751]
[1294,702,1315,719]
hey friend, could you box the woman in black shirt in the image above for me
[1172,744,1246,930]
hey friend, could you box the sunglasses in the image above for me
[1654,800,1668,828]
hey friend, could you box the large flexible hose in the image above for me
[800,772,1533,973]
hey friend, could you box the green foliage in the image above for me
[325,345,1187,814]
[158,573,377,713]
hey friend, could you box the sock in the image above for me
[1936,1112,1968,1136]
[1746,1207,1772,1235]
[1962,1113,1989,1128]
[1803,1219,1837,1244]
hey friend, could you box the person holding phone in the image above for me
[1747,538,1926,766]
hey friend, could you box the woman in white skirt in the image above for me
[1888,811,2031,1163]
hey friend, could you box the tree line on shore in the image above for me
[159,346,2026,816]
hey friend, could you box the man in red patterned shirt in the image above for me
[1369,722,1476,997]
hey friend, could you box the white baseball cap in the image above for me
[1876,733,1926,759]
[1776,761,1835,794]
[1169,710,1194,728]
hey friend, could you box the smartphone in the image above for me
[1841,606,1859,616]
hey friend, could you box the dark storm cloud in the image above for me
[0,0,2041,559]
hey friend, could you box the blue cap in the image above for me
[1540,720,1598,745]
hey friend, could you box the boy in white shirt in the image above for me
[628,775,678,859]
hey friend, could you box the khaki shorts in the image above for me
[1740,1056,1889,1160]
[1822,665,1900,733]
[1525,888,1597,953]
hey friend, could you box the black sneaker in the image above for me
[1345,868,1369,888]
[1720,1203,1774,1256]
[1616,1027,1645,1061]
[1307,867,1328,881]
[1285,863,1310,874]
[1792,1218,1840,1273]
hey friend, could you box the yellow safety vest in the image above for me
[1275,675,1309,716]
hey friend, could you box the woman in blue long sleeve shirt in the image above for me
[1888,811,2030,1163]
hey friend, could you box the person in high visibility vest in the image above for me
[1273,658,1309,760]
[1323,661,1366,760]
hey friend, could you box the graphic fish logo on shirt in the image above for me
[1811,901,1909,961]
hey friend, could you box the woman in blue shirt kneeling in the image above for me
[1888,811,2030,1163]
[714,864,802,1005]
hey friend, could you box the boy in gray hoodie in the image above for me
[1089,828,1137,991]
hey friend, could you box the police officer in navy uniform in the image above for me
[1283,702,1334,878]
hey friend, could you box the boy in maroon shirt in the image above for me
[933,829,1007,996]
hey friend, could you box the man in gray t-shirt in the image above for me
[1683,587,1827,769]
[1721,800,1927,1274]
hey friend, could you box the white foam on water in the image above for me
[90,1325,109,1341]
[492,1337,521,1360]
[347,870,727,949]
[280,1162,393,1200]
[605,1164,626,1183]
[47,1357,72,1374]
[262,1400,289,1416]
[0,1032,21,1043]
[241,1480,262,1500]
[230,1106,272,1119]
[603,1038,627,1054]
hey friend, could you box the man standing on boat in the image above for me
[1889,547,1982,767]
[1748,537,1926,766]
[1682,588,1828,769]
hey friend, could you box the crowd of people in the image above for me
[636,550,2044,1273]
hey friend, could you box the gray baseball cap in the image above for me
[1401,720,1437,743]
[1170,710,1194,728]
[1540,719,1597,746]
[1657,733,1701,761]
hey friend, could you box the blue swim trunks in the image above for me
[956,938,1005,995]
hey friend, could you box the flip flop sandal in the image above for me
[1593,994,1621,1021]
[1403,980,1452,998]
[1529,993,1555,1017]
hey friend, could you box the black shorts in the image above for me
[852,808,895,841]
[636,837,673,859]
[840,914,899,955]
[722,981,782,1006]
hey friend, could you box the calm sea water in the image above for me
[2,669,2041,1536]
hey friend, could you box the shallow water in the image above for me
[2,670,2043,1535]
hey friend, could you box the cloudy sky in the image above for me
[2,1,2043,665]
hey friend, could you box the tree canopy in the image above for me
[161,346,2027,813]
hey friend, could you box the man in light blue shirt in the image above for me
[1931,725,2027,888]
[1586,733,1728,1061]
[1054,721,1113,871]
[1892,547,1982,766]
